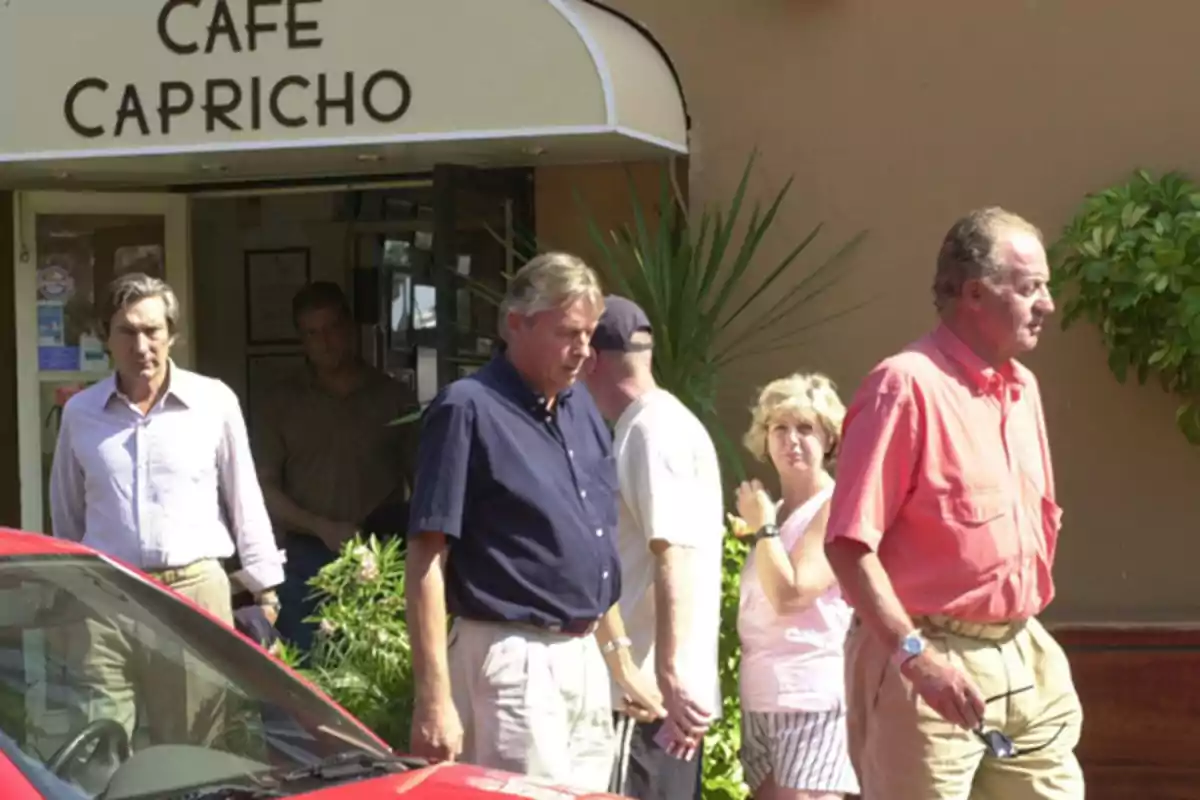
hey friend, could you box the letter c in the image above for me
[64,78,109,138]
[158,0,201,55]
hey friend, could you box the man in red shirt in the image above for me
[826,207,1083,798]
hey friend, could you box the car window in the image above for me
[0,556,388,799]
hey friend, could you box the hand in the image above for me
[410,695,463,763]
[612,659,666,724]
[313,521,358,553]
[256,590,281,626]
[735,479,777,533]
[657,670,714,754]
[901,650,986,730]
[259,603,280,626]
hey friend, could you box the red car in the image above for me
[0,529,623,799]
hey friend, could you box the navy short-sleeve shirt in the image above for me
[407,356,621,628]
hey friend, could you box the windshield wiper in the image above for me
[154,786,282,800]
[277,750,426,783]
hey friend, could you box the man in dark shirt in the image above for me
[406,252,664,792]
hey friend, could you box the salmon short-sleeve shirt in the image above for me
[826,325,1062,622]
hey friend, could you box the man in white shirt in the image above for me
[582,296,724,800]
[50,272,285,745]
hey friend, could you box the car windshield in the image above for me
[0,554,392,799]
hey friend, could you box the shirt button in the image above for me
[568,450,575,459]
[580,489,587,499]
[595,528,603,537]
[603,570,610,579]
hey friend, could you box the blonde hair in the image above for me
[499,252,603,335]
[743,372,847,465]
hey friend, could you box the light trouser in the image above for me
[448,618,615,792]
[75,559,236,747]
[845,615,1085,800]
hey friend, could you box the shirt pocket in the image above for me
[932,486,1016,567]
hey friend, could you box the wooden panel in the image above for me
[1056,627,1200,800]
[0,193,18,528]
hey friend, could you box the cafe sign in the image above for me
[64,0,413,140]
[0,0,688,163]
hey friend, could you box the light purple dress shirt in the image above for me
[48,364,285,594]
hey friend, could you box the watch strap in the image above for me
[752,523,781,543]
[600,636,632,655]
[890,629,926,668]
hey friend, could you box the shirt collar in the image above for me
[488,354,574,416]
[103,361,195,410]
[931,324,1025,400]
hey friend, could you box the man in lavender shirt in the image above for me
[49,272,285,745]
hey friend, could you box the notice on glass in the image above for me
[37,302,65,347]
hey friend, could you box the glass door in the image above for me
[429,165,534,391]
[13,192,191,534]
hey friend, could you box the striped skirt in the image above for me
[740,708,860,794]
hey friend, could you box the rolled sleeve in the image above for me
[826,366,921,552]
[217,387,285,593]
[407,395,475,539]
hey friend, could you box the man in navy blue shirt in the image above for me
[405,252,664,791]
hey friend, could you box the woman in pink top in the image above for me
[729,373,859,799]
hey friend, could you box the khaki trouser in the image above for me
[845,615,1084,800]
[76,559,235,747]
[448,618,615,793]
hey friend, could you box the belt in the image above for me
[915,614,1028,642]
[463,616,601,638]
[144,558,220,587]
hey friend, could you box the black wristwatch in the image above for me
[751,523,781,544]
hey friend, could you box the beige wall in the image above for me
[544,0,1200,623]
[535,161,672,268]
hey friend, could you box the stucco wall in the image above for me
[546,0,1200,622]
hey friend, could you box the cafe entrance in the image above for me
[1,0,689,532]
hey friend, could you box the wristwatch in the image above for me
[751,523,781,544]
[600,636,632,655]
[891,629,927,668]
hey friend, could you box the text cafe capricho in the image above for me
[63,0,414,140]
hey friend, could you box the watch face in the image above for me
[903,635,924,655]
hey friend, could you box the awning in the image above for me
[0,0,688,185]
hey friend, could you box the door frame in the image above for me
[12,191,191,532]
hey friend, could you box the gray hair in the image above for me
[98,272,181,339]
[499,252,603,335]
[933,207,1043,312]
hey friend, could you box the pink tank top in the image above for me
[737,485,853,713]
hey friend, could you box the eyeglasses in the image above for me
[974,686,1066,759]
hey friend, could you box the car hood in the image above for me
[297,762,625,799]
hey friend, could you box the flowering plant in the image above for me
[277,534,414,750]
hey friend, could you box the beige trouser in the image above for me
[75,559,235,747]
[448,618,615,792]
[846,615,1084,800]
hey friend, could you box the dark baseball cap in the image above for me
[593,295,653,352]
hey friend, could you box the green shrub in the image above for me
[702,534,750,799]
[1051,169,1200,442]
[279,535,415,751]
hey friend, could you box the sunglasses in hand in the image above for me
[974,686,1066,759]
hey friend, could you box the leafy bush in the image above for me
[278,535,414,751]
[702,534,750,799]
[1051,169,1200,442]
